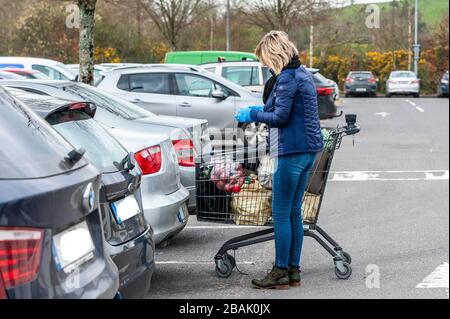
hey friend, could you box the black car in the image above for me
[437,71,449,97]
[0,87,119,299]
[344,71,378,97]
[309,69,342,119]
[10,90,155,299]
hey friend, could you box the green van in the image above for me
[164,51,257,65]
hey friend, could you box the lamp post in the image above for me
[226,0,231,51]
[413,0,420,75]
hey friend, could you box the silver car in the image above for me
[1,80,190,245]
[0,80,209,213]
[386,70,420,98]
[96,64,264,141]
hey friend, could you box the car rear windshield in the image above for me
[390,71,416,78]
[0,91,87,179]
[311,72,330,85]
[47,110,129,173]
[350,73,372,79]
[62,83,153,120]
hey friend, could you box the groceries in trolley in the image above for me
[195,128,334,226]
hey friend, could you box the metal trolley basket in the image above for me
[195,114,360,280]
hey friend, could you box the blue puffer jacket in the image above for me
[250,66,323,156]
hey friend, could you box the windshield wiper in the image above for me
[114,152,135,172]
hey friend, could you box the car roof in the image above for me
[0,56,61,65]
[349,71,372,73]
[2,68,41,74]
[7,89,86,118]
[109,64,203,74]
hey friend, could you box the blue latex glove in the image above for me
[248,105,264,112]
[234,108,253,123]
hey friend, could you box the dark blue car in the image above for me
[10,90,156,299]
[438,71,449,97]
[0,87,120,299]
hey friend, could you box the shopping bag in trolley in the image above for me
[231,174,272,226]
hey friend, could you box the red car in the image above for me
[1,68,48,79]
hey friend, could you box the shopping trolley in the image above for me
[195,114,360,280]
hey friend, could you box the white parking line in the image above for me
[417,262,449,297]
[407,100,417,107]
[416,106,425,113]
[330,170,449,181]
[156,261,255,265]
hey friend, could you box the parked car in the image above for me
[8,90,155,299]
[344,71,378,97]
[164,51,257,65]
[97,64,268,145]
[0,68,49,79]
[0,86,119,299]
[437,71,449,97]
[0,81,191,244]
[66,64,109,85]
[386,71,420,98]
[0,80,207,214]
[0,57,77,81]
[199,61,341,117]
[0,70,25,79]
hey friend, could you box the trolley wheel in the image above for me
[215,254,235,278]
[335,262,352,280]
[224,253,236,268]
[341,251,352,264]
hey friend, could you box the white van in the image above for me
[0,57,77,81]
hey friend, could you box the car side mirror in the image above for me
[211,90,227,100]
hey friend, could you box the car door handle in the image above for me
[179,102,192,107]
[131,98,142,103]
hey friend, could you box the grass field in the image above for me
[342,0,449,27]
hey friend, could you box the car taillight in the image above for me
[368,77,377,83]
[0,275,6,299]
[134,146,162,175]
[68,102,96,118]
[317,87,332,96]
[172,139,194,167]
[0,227,44,290]
[345,78,354,84]
[411,79,420,84]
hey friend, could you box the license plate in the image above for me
[177,203,189,223]
[356,88,367,92]
[52,221,95,274]
[110,195,141,224]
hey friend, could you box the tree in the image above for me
[77,0,97,84]
[140,0,210,50]
[238,0,328,33]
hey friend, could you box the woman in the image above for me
[235,31,323,289]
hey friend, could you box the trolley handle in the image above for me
[330,114,360,137]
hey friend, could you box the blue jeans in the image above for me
[272,152,316,269]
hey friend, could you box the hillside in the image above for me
[342,0,449,27]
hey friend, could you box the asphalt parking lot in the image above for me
[145,96,449,299]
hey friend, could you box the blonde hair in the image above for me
[255,31,299,75]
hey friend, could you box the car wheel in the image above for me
[344,92,350,98]
[413,93,420,98]
[239,122,268,147]
[386,93,392,98]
